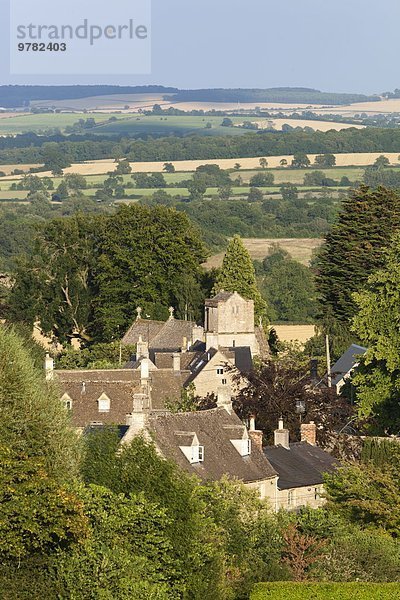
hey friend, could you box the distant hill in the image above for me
[0,85,178,108]
[168,88,380,106]
[0,85,381,109]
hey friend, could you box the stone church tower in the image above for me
[205,291,259,356]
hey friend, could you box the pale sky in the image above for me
[1,0,400,93]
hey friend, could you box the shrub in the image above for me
[250,582,400,599]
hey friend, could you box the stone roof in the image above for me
[149,370,188,409]
[55,369,141,427]
[122,317,200,352]
[56,368,188,425]
[148,408,277,483]
[331,344,367,386]
[205,291,235,308]
[264,442,337,490]
[150,319,197,351]
[122,319,165,346]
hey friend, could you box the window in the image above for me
[217,367,224,375]
[191,445,204,463]
[61,393,72,411]
[287,490,294,507]
[97,393,111,413]
[314,488,320,501]
[222,378,227,385]
[230,438,251,456]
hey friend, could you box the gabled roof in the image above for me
[150,318,197,351]
[55,368,187,424]
[264,442,337,490]
[122,319,165,346]
[331,344,367,386]
[148,408,277,483]
[122,317,199,351]
[205,291,236,307]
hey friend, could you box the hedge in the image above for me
[250,582,400,600]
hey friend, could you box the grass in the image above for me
[0,112,128,134]
[91,115,250,137]
[234,166,366,185]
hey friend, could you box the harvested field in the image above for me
[0,163,42,175]
[251,118,365,132]
[272,324,316,345]
[3,152,399,181]
[205,238,322,269]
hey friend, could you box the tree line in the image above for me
[3,127,400,165]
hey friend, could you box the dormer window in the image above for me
[97,393,111,413]
[177,432,204,464]
[231,437,251,457]
[61,393,72,411]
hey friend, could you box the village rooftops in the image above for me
[264,442,337,490]
[146,408,277,483]
[331,343,367,387]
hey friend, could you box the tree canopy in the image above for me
[213,235,268,320]
[9,205,207,344]
[316,185,400,355]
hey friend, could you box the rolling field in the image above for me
[250,118,365,132]
[85,115,255,137]
[2,152,397,181]
[51,152,400,177]
[0,112,128,134]
[272,324,316,344]
[30,93,173,111]
[234,166,365,185]
[205,238,322,268]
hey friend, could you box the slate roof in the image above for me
[264,442,337,490]
[331,344,367,386]
[148,408,277,483]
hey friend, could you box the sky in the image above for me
[1,0,400,94]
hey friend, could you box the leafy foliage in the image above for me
[213,235,268,320]
[316,185,400,355]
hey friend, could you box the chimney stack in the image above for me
[173,352,181,372]
[217,385,233,414]
[274,419,290,449]
[45,353,54,380]
[141,358,150,384]
[248,415,263,451]
[137,336,149,359]
[301,421,317,446]
[182,337,188,353]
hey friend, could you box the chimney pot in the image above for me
[45,353,54,380]
[217,385,233,414]
[173,352,181,372]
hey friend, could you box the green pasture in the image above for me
[234,166,366,185]
[91,115,251,137]
[0,112,128,134]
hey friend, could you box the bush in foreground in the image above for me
[250,582,400,600]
